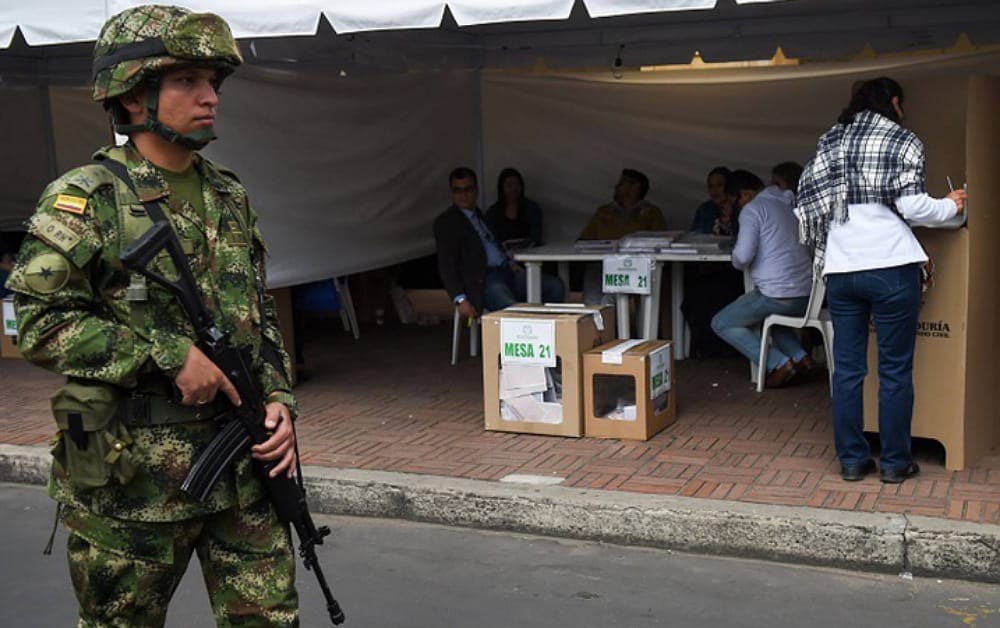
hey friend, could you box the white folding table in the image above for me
[513,243,734,359]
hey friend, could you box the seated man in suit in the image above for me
[579,168,667,304]
[434,167,564,319]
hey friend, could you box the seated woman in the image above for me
[690,166,737,236]
[683,166,744,357]
[485,168,544,249]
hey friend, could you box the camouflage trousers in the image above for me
[60,498,299,627]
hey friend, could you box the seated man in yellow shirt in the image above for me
[579,168,667,241]
[579,168,667,303]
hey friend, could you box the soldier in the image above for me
[6,5,300,626]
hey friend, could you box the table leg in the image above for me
[641,262,664,340]
[671,261,686,360]
[525,262,542,303]
[558,262,570,301]
[616,294,630,339]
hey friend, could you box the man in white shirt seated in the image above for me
[711,170,814,388]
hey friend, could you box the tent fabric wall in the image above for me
[0,86,109,230]
[481,51,1000,243]
[0,87,57,230]
[203,69,478,287]
[2,51,998,285]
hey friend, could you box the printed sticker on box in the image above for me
[2,300,15,337]
[601,255,652,295]
[650,344,671,399]
[500,318,556,367]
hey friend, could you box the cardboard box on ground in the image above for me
[1,297,20,359]
[584,339,676,441]
[483,304,616,437]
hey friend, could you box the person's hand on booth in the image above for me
[947,188,967,213]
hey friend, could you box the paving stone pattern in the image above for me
[2,322,998,524]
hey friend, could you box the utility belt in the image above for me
[120,375,230,427]
[50,375,231,492]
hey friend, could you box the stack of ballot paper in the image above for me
[573,239,618,253]
[619,230,684,253]
[499,364,563,424]
[667,233,733,250]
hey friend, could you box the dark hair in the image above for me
[707,166,731,185]
[838,77,904,125]
[496,167,525,205]
[449,167,478,187]
[771,161,804,193]
[621,168,650,199]
[725,170,764,197]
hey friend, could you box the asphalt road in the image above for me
[1,483,998,627]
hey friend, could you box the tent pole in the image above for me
[473,68,485,208]
[38,58,58,181]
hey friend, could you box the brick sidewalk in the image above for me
[2,322,998,524]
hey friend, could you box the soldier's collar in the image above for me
[192,155,241,196]
[94,143,171,204]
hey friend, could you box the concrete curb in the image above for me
[3,444,998,582]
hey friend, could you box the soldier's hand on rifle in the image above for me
[175,344,242,408]
[252,402,297,478]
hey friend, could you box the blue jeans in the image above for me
[711,289,809,372]
[484,265,565,311]
[826,263,921,473]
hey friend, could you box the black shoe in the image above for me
[880,463,920,484]
[841,459,877,482]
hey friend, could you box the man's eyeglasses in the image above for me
[451,184,476,194]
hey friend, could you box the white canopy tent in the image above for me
[1,1,999,286]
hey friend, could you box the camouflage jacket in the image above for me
[6,143,296,521]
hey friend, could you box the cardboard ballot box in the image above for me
[483,304,615,437]
[584,340,676,441]
[1,298,20,359]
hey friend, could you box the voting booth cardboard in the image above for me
[1,297,19,359]
[584,339,676,441]
[483,304,615,437]
[863,75,1000,471]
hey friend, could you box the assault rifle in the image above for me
[121,219,345,625]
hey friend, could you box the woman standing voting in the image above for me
[795,77,967,484]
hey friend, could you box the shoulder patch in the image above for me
[23,252,72,294]
[38,165,114,205]
[32,213,83,254]
[52,194,88,215]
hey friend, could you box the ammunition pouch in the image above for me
[50,380,138,490]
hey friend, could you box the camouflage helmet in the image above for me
[92,5,243,102]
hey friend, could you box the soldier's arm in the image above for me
[9,184,192,386]
[248,208,298,418]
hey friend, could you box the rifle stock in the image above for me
[121,219,345,625]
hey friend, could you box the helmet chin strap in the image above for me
[113,76,216,150]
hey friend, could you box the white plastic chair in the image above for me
[756,277,834,395]
[451,305,479,365]
[333,276,360,340]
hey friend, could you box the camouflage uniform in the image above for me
[6,6,299,627]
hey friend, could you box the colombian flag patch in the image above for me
[52,194,87,215]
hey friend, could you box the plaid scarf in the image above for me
[794,110,926,276]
